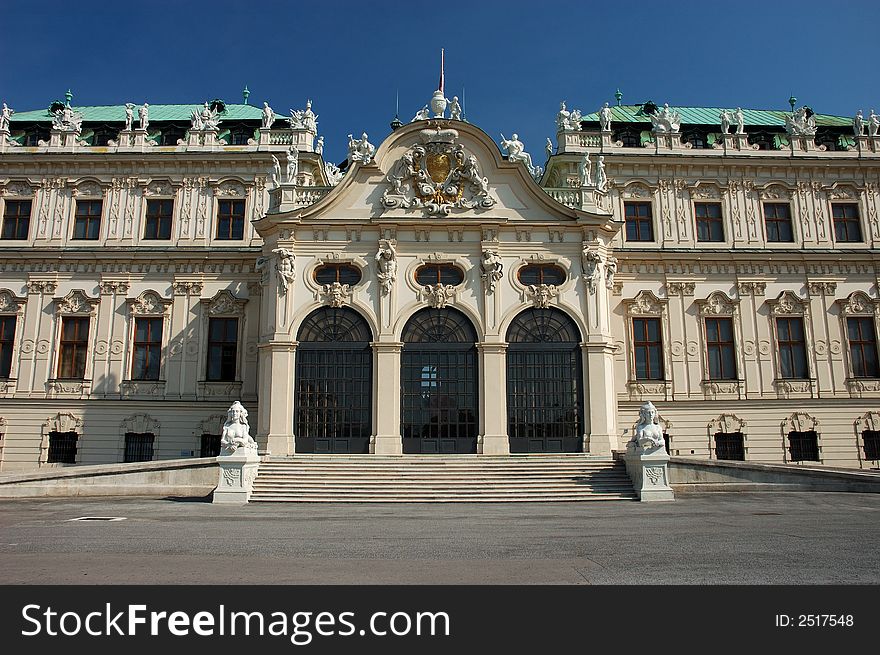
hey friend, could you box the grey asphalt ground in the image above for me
[0,492,878,584]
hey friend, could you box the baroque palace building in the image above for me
[1,90,880,472]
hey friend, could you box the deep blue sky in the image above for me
[2,0,878,163]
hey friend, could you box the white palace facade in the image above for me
[1,92,880,472]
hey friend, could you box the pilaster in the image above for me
[581,339,618,454]
[478,343,509,455]
[372,341,403,454]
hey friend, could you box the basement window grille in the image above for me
[714,432,745,461]
[862,430,880,461]
[788,430,820,462]
[124,432,155,463]
[47,431,77,464]
[200,434,221,458]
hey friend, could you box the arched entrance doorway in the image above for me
[506,308,583,453]
[401,308,478,454]
[294,307,372,454]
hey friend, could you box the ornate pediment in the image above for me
[708,413,746,434]
[782,412,819,433]
[128,290,171,316]
[624,290,667,316]
[767,290,808,316]
[0,289,26,314]
[54,289,99,315]
[696,291,739,316]
[836,291,880,316]
[380,127,496,216]
[202,289,246,316]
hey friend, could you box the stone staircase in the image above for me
[250,454,636,502]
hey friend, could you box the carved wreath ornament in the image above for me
[381,127,496,217]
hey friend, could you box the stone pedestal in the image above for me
[213,449,260,504]
[624,441,674,502]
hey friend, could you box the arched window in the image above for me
[506,308,583,452]
[295,307,373,453]
[401,308,478,453]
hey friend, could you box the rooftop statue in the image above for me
[853,110,864,137]
[51,104,83,133]
[579,152,592,186]
[219,401,257,455]
[0,103,14,132]
[261,102,276,129]
[631,401,665,450]
[190,107,203,131]
[285,145,298,184]
[325,161,343,186]
[595,155,608,192]
[545,137,553,160]
[784,106,817,137]
[500,133,536,176]
[720,110,731,134]
[649,103,681,134]
[599,102,612,131]
[200,102,220,130]
[124,103,134,132]
[270,154,281,187]
[347,132,375,164]
[869,109,879,138]
[734,107,744,134]
[138,103,149,131]
[315,135,324,154]
[412,105,430,122]
[449,96,462,121]
[287,102,317,132]
[555,101,583,132]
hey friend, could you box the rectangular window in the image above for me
[206,317,238,381]
[847,317,879,378]
[0,316,15,378]
[763,203,794,242]
[705,317,737,380]
[714,432,745,461]
[131,317,163,381]
[47,431,78,464]
[200,434,222,458]
[832,204,862,243]
[73,199,103,240]
[2,199,32,240]
[124,432,155,463]
[144,199,173,240]
[632,317,664,380]
[863,430,880,461]
[216,199,245,240]
[776,317,809,379]
[788,430,819,462]
[624,202,654,242]
[58,317,89,379]
[695,202,724,242]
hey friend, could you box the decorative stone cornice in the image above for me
[27,280,57,295]
[99,280,130,295]
[173,281,204,296]
[665,281,695,296]
[737,281,766,296]
[808,281,837,296]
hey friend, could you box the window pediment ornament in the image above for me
[855,411,880,433]
[827,185,858,200]
[127,290,172,316]
[121,413,160,434]
[622,182,652,199]
[214,180,246,197]
[43,412,83,433]
[624,290,667,316]
[380,127,495,216]
[835,291,880,317]
[695,291,739,316]
[708,413,746,434]
[767,290,808,316]
[690,183,722,200]
[54,289,99,316]
[759,184,792,200]
[143,180,177,197]
[72,180,105,197]
[202,289,247,316]
[2,181,35,197]
[782,412,819,433]
[0,289,26,314]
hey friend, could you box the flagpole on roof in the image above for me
[438,48,445,94]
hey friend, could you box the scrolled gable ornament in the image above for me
[380,127,495,217]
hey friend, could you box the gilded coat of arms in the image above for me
[381,127,495,216]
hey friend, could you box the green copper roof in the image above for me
[581,104,851,128]
[10,103,265,123]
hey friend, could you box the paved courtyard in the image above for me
[0,492,878,584]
